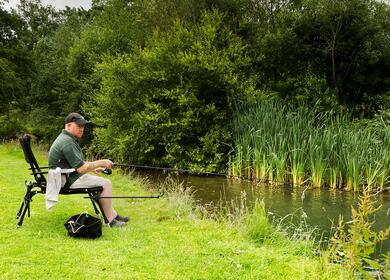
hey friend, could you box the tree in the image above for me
[16,0,61,47]
[294,0,390,115]
[86,10,256,170]
[0,3,33,138]
[0,4,31,115]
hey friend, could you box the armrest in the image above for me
[29,166,49,170]
[30,171,48,175]
[31,168,75,175]
[59,168,76,174]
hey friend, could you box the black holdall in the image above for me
[64,213,102,239]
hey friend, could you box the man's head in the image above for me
[64,113,90,138]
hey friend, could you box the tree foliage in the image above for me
[87,10,256,170]
[1,0,389,170]
[294,0,390,115]
[0,2,33,137]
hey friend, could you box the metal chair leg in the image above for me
[94,199,108,224]
[16,181,30,219]
[88,191,108,224]
[16,199,25,219]
[17,196,31,227]
[17,184,37,227]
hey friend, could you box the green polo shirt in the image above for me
[48,129,85,186]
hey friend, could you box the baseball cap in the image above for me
[65,113,90,125]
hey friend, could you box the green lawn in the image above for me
[0,143,353,279]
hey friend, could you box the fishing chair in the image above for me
[16,134,107,227]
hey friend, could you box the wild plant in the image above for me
[244,199,273,244]
[252,146,269,181]
[229,143,243,177]
[195,190,251,229]
[328,168,342,189]
[158,175,195,219]
[290,149,306,186]
[327,185,390,277]
[308,138,326,187]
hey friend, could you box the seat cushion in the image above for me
[60,186,103,195]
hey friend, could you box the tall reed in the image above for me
[230,100,389,191]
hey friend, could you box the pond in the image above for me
[135,170,390,255]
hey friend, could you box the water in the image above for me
[135,170,390,255]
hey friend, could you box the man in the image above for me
[48,112,128,227]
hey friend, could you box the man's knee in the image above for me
[102,179,112,190]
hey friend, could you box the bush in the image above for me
[86,10,257,171]
[0,115,24,140]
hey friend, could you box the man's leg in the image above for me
[70,174,118,223]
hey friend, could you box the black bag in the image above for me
[64,213,102,239]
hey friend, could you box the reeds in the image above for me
[229,100,390,191]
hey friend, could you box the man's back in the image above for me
[48,129,84,185]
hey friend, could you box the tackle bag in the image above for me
[64,213,102,239]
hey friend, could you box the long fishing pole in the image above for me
[103,164,270,182]
[95,167,164,199]
[84,194,163,199]
[111,163,227,177]
[93,162,226,200]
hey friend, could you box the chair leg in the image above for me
[16,198,25,219]
[17,199,29,227]
[16,181,30,219]
[17,188,33,227]
[95,199,108,224]
[88,191,108,224]
[16,181,40,227]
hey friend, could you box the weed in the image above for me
[327,186,390,278]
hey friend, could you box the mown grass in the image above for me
[229,101,389,192]
[0,143,354,279]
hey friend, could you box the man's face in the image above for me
[66,122,85,138]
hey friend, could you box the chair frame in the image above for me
[16,134,107,227]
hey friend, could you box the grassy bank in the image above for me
[0,143,352,279]
[229,101,389,192]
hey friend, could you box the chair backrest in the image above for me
[19,134,46,185]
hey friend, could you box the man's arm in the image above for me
[76,159,113,174]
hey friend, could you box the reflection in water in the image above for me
[134,170,390,254]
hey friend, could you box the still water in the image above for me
[136,170,390,254]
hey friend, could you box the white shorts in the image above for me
[70,174,111,189]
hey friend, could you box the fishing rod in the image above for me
[86,167,164,200]
[111,163,227,177]
[84,194,163,199]
[102,164,270,182]
[91,162,227,200]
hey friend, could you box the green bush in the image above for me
[86,10,256,171]
[0,115,24,140]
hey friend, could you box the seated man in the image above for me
[48,112,128,227]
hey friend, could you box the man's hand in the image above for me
[77,159,113,174]
[94,167,105,174]
[100,159,113,169]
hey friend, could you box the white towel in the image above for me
[45,168,75,211]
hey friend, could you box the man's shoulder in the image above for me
[56,130,76,143]
[50,131,76,152]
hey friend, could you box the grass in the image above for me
[0,142,354,279]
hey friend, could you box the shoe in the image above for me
[115,214,129,222]
[108,218,126,228]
